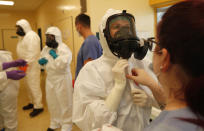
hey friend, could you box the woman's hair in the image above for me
[157,0,204,127]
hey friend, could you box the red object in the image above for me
[19,64,28,72]
[72,79,75,88]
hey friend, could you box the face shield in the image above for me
[103,10,151,60]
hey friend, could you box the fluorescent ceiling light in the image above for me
[0,1,14,6]
[58,5,77,11]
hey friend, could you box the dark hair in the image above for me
[157,0,204,127]
[75,14,91,28]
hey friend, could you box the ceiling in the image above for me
[0,0,46,11]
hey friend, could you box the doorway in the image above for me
[1,29,19,59]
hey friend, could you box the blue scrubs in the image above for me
[75,35,102,79]
[144,108,203,131]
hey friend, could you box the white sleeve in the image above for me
[0,71,7,83]
[73,64,117,131]
[0,63,3,71]
[52,44,72,70]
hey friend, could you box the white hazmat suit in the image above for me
[16,19,43,109]
[40,27,73,131]
[73,9,153,131]
[0,50,19,131]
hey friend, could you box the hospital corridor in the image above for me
[17,72,80,131]
[0,0,204,131]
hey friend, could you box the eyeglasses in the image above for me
[146,37,161,52]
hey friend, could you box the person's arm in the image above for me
[1,60,27,70]
[0,71,7,83]
[84,58,93,65]
[73,63,117,131]
[126,68,167,109]
[105,59,128,112]
[38,47,49,66]
[50,44,72,70]
[82,40,99,65]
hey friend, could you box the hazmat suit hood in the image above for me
[46,26,62,44]
[16,19,32,34]
[99,9,122,60]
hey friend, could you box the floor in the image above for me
[17,71,81,131]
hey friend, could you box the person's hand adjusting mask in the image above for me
[105,59,129,112]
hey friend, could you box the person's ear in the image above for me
[160,48,171,72]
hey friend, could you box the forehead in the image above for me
[110,19,130,28]
[111,19,130,25]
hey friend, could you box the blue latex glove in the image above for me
[38,58,48,65]
[49,49,58,59]
[6,70,26,80]
[2,59,27,70]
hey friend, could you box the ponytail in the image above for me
[183,75,204,128]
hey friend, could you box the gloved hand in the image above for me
[105,59,128,112]
[112,59,129,87]
[49,49,58,59]
[2,59,27,70]
[131,88,150,107]
[38,58,48,65]
[6,70,26,80]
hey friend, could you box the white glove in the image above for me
[131,88,151,107]
[112,59,128,87]
[105,59,128,112]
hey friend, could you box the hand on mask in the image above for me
[131,88,150,107]
[38,58,48,65]
[105,59,129,112]
[112,59,129,88]
[49,49,58,59]
[6,70,26,80]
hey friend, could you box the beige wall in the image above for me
[0,10,37,46]
[0,10,36,53]
[0,10,36,29]
[35,0,82,78]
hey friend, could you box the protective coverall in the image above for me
[16,19,43,109]
[73,9,154,131]
[0,50,19,131]
[39,27,73,131]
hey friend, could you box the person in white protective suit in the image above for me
[73,9,158,131]
[38,27,73,131]
[16,19,44,117]
[0,50,26,131]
